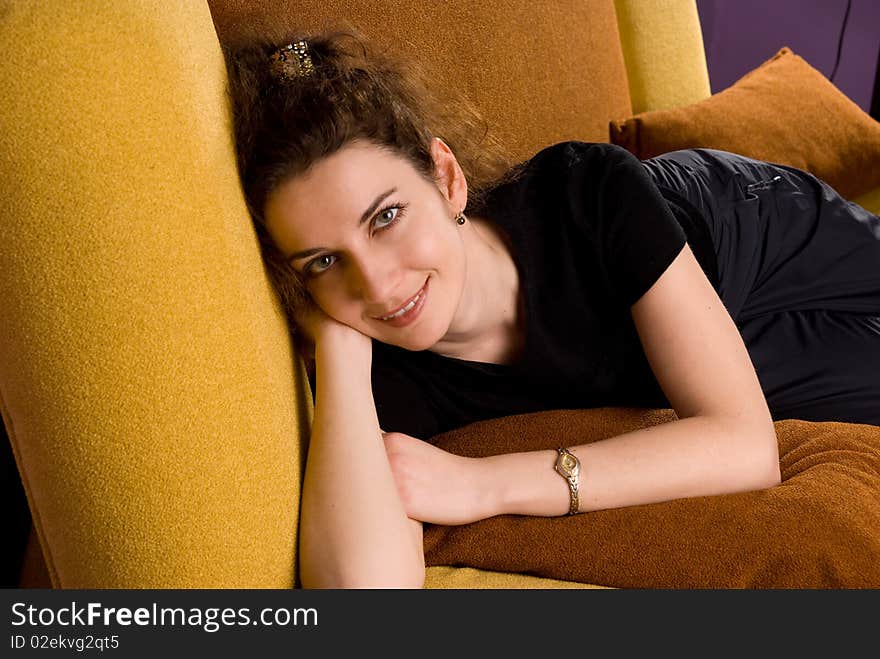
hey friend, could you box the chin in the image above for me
[383,319,448,352]
[401,336,440,352]
[383,332,438,352]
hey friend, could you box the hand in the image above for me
[382,431,497,525]
[294,300,371,362]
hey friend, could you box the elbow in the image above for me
[757,456,782,490]
[312,572,425,590]
[385,570,425,590]
[760,422,782,489]
[763,457,782,489]
[745,419,782,490]
[340,563,426,590]
[300,561,425,590]
[715,414,781,491]
[316,575,424,590]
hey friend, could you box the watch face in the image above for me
[557,452,578,476]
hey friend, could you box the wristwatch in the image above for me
[554,447,580,515]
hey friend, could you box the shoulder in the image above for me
[525,140,639,173]
[513,141,651,201]
[482,141,641,213]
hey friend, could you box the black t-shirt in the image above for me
[371,141,718,441]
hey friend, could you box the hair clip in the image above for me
[269,40,315,83]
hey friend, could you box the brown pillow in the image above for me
[609,47,880,200]
[422,408,880,588]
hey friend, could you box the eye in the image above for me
[305,253,337,276]
[371,203,407,232]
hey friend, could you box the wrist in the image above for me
[315,325,372,368]
[470,456,507,520]
[483,450,572,517]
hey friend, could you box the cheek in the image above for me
[406,219,462,270]
[413,221,466,312]
[305,278,354,319]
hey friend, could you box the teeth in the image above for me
[381,293,420,320]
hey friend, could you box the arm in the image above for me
[482,244,781,518]
[382,245,780,523]
[298,324,424,588]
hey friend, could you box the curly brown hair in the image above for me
[223,27,519,336]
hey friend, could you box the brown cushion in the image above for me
[208,0,634,160]
[423,408,880,588]
[609,47,880,200]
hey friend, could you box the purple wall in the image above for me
[697,0,879,116]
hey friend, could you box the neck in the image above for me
[429,216,523,365]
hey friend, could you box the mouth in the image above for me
[374,278,429,328]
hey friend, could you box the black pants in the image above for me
[643,148,880,426]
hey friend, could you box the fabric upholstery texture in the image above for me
[424,566,608,589]
[208,0,634,160]
[854,186,880,215]
[423,408,880,588]
[0,0,309,587]
[613,0,711,114]
[609,47,880,202]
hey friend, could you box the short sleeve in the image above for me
[566,143,687,306]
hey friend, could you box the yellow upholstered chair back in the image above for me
[0,0,310,587]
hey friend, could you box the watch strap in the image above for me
[555,447,580,516]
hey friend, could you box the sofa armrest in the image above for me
[0,0,309,588]
[614,0,711,113]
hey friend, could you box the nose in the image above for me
[347,252,401,310]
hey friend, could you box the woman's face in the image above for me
[264,139,468,351]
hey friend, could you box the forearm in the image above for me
[488,415,781,517]
[299,333,424,588]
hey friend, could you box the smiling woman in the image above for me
[224,31,518,345]
[223,29,880,588]
[263,141,467,353]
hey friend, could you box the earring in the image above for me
[455,211,467,225]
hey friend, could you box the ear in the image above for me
[430,137,468,214]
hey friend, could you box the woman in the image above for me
[224,32,880,587]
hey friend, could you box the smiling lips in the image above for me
[375,278,429,327]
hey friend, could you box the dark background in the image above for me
[697,0,880,119]
[3,0,880,589]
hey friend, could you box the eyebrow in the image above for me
[286,187,397,264]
